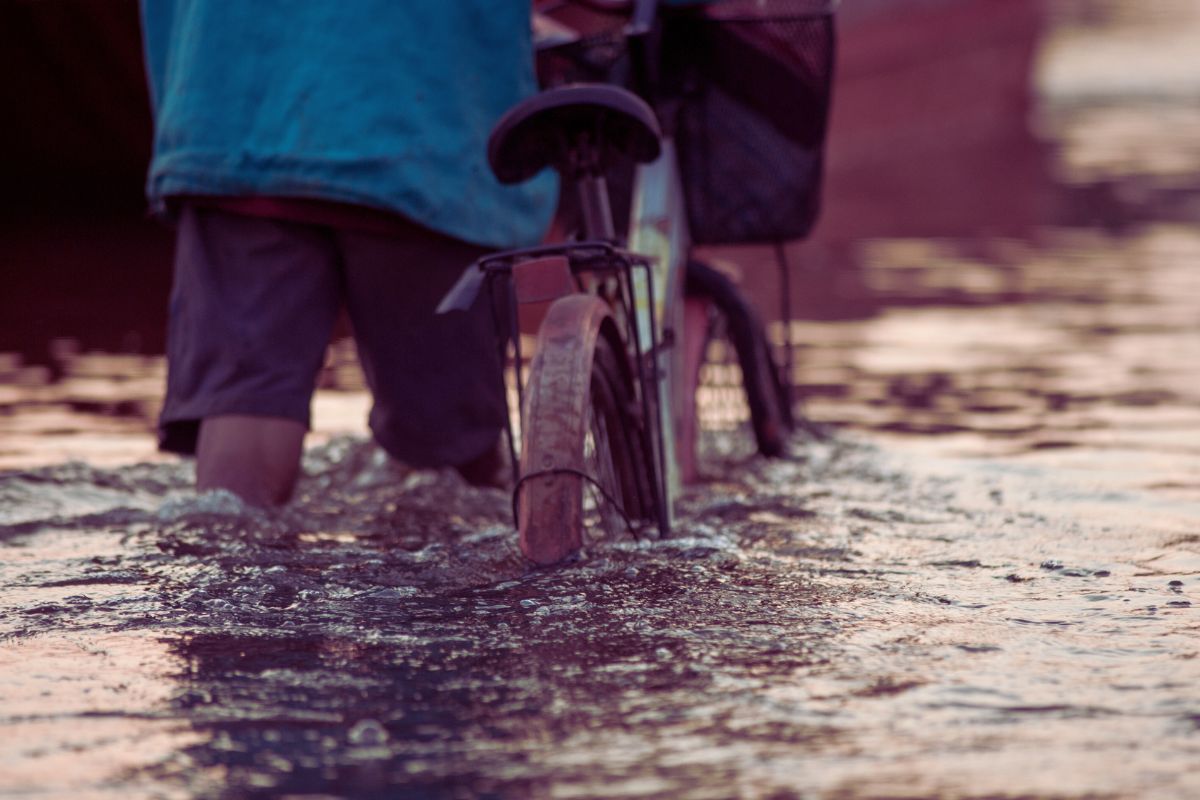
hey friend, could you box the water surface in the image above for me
[3,2,1200,797]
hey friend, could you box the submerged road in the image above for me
[2,426,1198,797]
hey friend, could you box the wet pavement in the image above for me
[4,1,1200,798]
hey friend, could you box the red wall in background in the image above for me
[819,0,1051,242]
[0,0,1055,357]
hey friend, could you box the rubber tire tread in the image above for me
[519,308,654,565]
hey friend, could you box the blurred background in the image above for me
[2,0,1199,479]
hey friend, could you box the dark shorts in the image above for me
[159,204,504,468]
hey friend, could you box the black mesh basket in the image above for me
[660,0,836,245]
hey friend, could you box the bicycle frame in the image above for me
[442,0,829,561]
[437,152,687,541]
[438,0,691,541]
[543,0,693,530]
[627,138,690,529]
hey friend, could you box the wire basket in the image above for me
[534,0,835,246]
[661,0,835,244]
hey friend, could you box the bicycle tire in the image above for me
[685,259,795,458]
[517,294,656,565]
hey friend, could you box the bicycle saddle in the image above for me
[488,84,662,185]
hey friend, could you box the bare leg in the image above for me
[196,415,306,506]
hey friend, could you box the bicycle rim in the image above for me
[518,295,655,565]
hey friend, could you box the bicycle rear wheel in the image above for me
[517,294,656,565]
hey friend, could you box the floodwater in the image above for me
[4,2,1200,798]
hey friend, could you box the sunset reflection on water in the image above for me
[2,2,1199,490]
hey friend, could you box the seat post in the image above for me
[577,174,615,242]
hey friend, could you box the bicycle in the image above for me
[440,0,835,564]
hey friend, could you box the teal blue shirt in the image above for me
[141,1,556,248]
